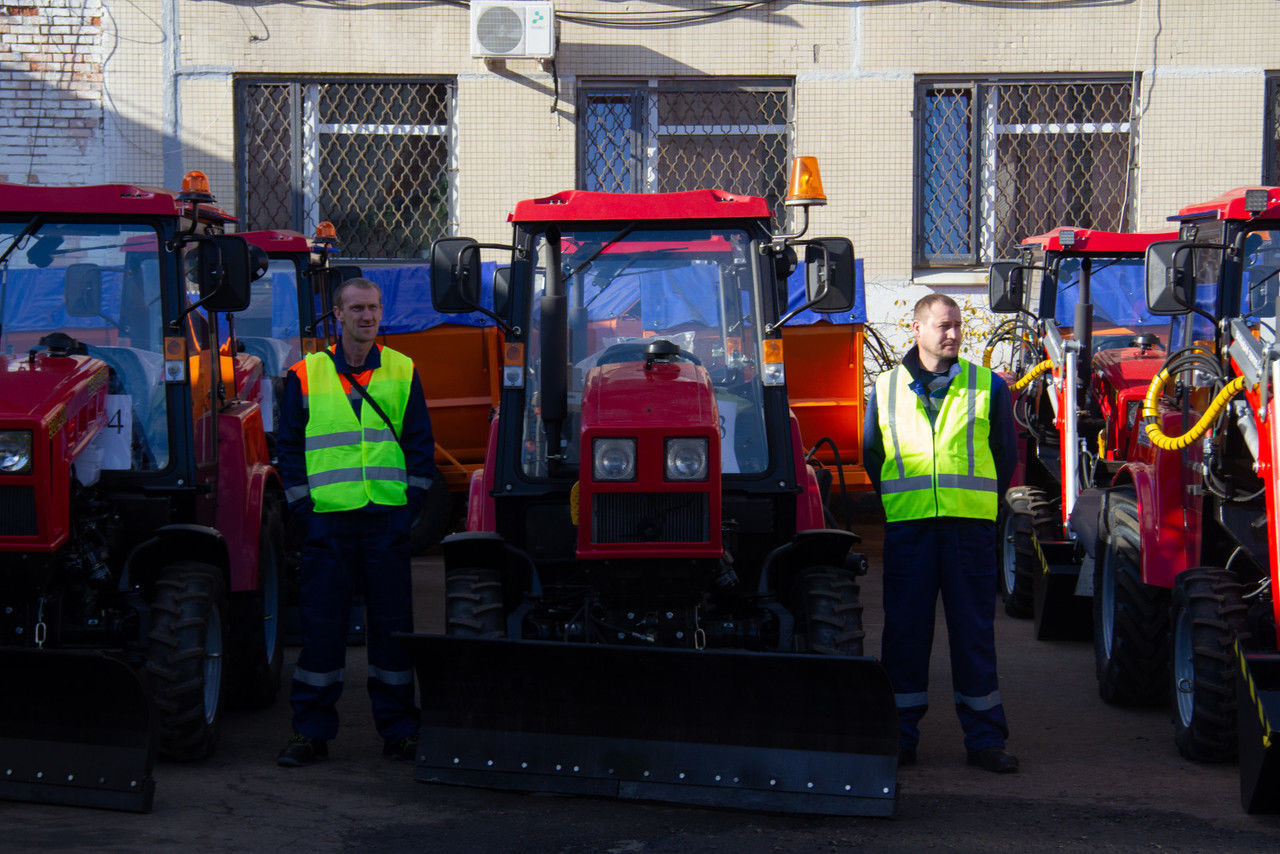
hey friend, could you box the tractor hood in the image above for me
[580,359,717,431]
[0,352,109,424]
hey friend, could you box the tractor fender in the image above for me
[215,403,278,593]
[466,417,501,532]
[789,413,825,530]
[756,528,863,597]
[1121,455,1191,589]
[120,524,231,596]
[440,530,541,603]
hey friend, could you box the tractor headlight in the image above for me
[592,437,636,481]
[665,437,708,481]
[0,430,33,474]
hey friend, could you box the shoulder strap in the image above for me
[324,348,401,444]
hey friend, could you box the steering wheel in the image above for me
[596,338,702,367]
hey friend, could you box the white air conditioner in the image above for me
[470,0,555,59]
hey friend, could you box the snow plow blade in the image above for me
[399,634,899,816]
[0,648,155,813]
[1238,646,1280,814]
[1032,538,1092,642]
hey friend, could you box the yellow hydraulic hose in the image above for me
[1140,370,1249,451]
[1013,359,1054,392]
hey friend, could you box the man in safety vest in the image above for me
[275,277,438,767]
[863,294,1019,773]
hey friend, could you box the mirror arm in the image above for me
[454,242,518,335]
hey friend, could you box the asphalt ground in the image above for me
[5,512,1280,852]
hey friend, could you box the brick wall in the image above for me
[0,0,103,185]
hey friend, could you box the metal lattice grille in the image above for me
[1266,74,1280,184]
[238,80,455,260]
[579,82,793,221]
[919,80,1136,265]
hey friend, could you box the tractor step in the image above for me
[1237,646,1280,813]
[398,634,899,816]
[1032,538,1093,642]
[0,648,155,812]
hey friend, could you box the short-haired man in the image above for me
[276,277,438,766]
[863,294,1020,773]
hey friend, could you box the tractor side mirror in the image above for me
[64,263,103,317]
[1145,240,1194,315]
[804,238,855,313]
[988,261,1024,313]
[493,265,511,319]
[196,236,253,312]
[431,237,482,313]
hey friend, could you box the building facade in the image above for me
[4,0,1279,332]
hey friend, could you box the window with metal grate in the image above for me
[578,80,793,223]
[236,79,456,261]
[916,78,1137,267]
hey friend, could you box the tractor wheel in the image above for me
[410,477,453,555]
[1092,487,1168,706]
[1001,486,1057,619]
[1170,567,1249,762]
[794,566,865,656]
[228,497,285,708]
[146,561,228,761]
[445,567,505,638]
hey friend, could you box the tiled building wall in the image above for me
[0,0,102,185]
[12,0,1280,330]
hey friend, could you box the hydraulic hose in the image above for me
[1013,358,1054,392]
[1140,369,1248,451]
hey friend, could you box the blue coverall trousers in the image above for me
[290,506,419,742]
[881,517,1009,753]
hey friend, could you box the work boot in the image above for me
[277,733,328,767]
[967,747,1018,773]
[383,734,419,761]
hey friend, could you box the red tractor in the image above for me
[1128,187,1280,812]
[986,228,1173,639]
[400,160,899,816]
[0,174,285,812]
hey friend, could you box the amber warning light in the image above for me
[784,157,826,208]
[178,170,214,203]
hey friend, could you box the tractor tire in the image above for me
[1170,567,1250,762]
[794,566,865,656]
[228,497,285,708]
[146,561,228,761]
[1001,486,1057,619]
[1092,487,1168,706]
[410,476,453,555]
[445,567,505,638]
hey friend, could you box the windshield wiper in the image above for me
[565,222,639,283]
[0,215,42,267]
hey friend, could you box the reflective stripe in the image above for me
[368,666,414,686]
[363,426,398,444]
[308,467,368,489]
[879,475,934,495]
[365,465,407,481]
[305,430,364,452]
[885,366,908,480]
[895,691,928,709]
[965,365,977,475]
[293,666,345,688]
[954,689,1002,711]
[936,474,998,491]
[408,476,431,490]
[285,484,309,503]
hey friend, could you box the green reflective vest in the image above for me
[303,347,413,513]
[875,359,998,522]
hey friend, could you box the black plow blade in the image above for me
[0,648,155,812]
[1238,646,1280,813]
[398,634,899,816]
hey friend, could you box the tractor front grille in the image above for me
[0,486,37,536]
[591,492,709,544]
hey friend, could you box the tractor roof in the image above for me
[1020,227,1177,254]
[0,181,237,223]
[509,189,772,224]
[238,229,312,255]
[1170,187,1280,222]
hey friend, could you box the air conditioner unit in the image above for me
[470,0,555,60]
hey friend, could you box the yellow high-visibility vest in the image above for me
[302,348,413,512]
[875,359,998,522]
